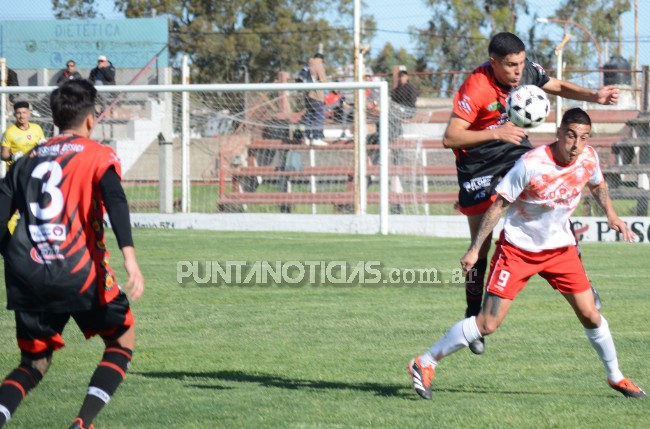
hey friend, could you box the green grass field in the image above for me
[0,230,648,428]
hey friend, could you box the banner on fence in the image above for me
[0,17,168,69]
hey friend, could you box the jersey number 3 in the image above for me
[29,161,64,220]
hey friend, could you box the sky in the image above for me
[367,0,650,67]
[3,0,649,68]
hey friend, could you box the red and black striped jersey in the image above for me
[2,134,122,312]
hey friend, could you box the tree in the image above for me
[369,43,438,95]
[53,0,100,18]
[537,0,631,75]
[111,0,355,84]
[414,0,529,93]
[370,43,418,75]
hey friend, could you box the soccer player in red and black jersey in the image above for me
[0,79,144,429]
[442,32,619,355]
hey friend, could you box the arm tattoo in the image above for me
[590,184,611,213]
[472,198,509,249]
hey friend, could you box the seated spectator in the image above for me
[56,60,83,84]
[89,55,116,85]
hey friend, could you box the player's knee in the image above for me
[475,314,499,336]
[481,321,499,336]
[107,325,136,351]
[578,309,601,329]
[20,352,53,378]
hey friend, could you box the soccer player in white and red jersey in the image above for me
[444,33,619,354]
[409,108,645,400]
[0,79,144,429]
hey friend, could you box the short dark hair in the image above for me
[67,60,76,66]
[50,79,97,130]
[13,101,29,111]
[313,53,324,59]
[488,32,526,58]
[560,107,592,129]
[398,70,409,77]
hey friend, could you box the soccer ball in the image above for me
[506,85,550,128]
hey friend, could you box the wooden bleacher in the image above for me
[602,112,650,215]
[217,109,638,213]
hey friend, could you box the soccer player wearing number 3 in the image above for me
[444,32,619,354]
[0,79,144,429]
[409,108,645,400]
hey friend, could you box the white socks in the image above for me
[418,314,625,384]
[584,315,624,383]
[421,316,482,367]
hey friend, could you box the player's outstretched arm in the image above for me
[122,246,144,301]
[443,114,526,149]
[588,181,635,241]
[542,78,619,105]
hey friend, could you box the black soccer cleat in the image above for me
[469,337,485,355]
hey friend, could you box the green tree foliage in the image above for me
[539,0,631,75]
[415,0,530,93]
[52,0,100,19]
[112,0,355,84]
[370,43,418,75]
[370,43,438,96]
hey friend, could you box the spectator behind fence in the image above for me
[57,59,83,84]
[6,68,18,87]
[330,75,379,140]
[303,53,328,146]
[6,68,19,102]
[89,55,116,85]
[389,70,417,141]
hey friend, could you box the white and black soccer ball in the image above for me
[506,85,550,128]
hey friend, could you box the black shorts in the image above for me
[14,292,134,357]
[456,138,533,215]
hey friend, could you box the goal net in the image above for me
[0,80,462,220]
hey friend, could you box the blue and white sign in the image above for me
[0,17,168,69]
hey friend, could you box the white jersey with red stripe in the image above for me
[495,144,603,252]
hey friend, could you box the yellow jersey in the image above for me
[1,122,45,170]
